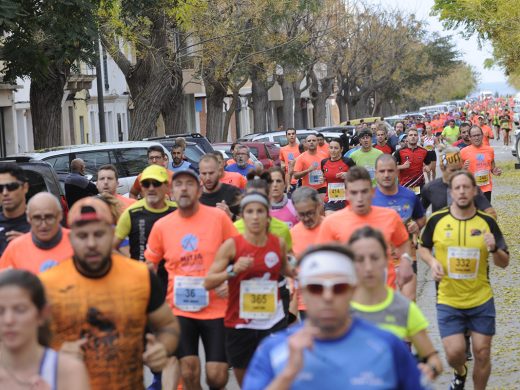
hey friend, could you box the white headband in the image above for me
[240,193,269,210]
[299,250,357,286]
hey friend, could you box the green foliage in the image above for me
[0,0,99,82]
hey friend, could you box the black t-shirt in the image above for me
[200,183,242,219]
[421,178,492,212]
[0,212,31,256]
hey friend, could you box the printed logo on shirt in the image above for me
[477,153,485,161]
[351,371,385,386]
[181,234,199,251]
[39,259,59,273]
[471,229,482,236]
[264,251,279,268]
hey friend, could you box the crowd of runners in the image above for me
[0,97,514,389]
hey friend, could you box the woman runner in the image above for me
[268,167,298,228]
[205,192,295,386]
[0,269,89,390]
[421,124,438,181]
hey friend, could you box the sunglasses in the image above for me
[141,180,163,188]
[0,182,23,192]
[304,280,352,296]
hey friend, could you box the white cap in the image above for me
[299,250,357,286]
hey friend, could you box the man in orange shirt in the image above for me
[213,151,247,190]
[461,125,502,202]
[96,164,136,214]
[316,133,330,156]
[0,192,72,274]
[279,128,301,189]
[477,116,494,146]
[130,146,174,199]
[316,166,414,289]
[145,169,238,390]
[293,134,327,194]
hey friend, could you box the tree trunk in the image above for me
[161,66,186,134]
[293,86,304,130]
[250,67,270,133]
[311,76,334,128]
[336,92,348,123]
[30,65,68,149]
[204,78,227,142]
[281,77,294,129]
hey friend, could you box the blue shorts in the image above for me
[437,298,496,339]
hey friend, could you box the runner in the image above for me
[0,163,30,257]
[317,166,414,290]
[320,139,355,214]
[418,171,509,390]
[441,119,460,144]
[374,126,394,154]
[96,164,136,214]
[293,134,327,193]
[453,123,472,150]
[213,152,247,190]
[64,158,98,207]
[268,167,298,228]
[477,116,494,146]
[421,146,496,218]
[349,128,383,182]
[171,142,193,172]
[145,169,238,390]
[225,145,255,177]
[421,124,438,181]
[204,193,294,385]
[349,226,442,381]
[243,244,424,389]
[0,269,89,389]
[394,128,432,193]
[279,128,301,190]
[0,192,72,274]
[460,125,501,202]
[130,146,174,199]
[498,109,512,146]
[290,187,324,318]
[199,154,242,221]
[316,133,329,156]
[40,197,180,389]
[372,154,426,301]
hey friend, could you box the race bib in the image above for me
[412,186,421,195]
[174,276,209,312]
[239,279,277,320]
[447,247,480,280]
[365,166,375,180]
[309,170,323,185]
[327,183,346,201]
[425,145,434,151]
[475,170,490,187]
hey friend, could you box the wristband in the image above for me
[401,253,413,265]
[489,246,498,253]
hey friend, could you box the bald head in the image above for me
[70,158,85,173]
[27,192,63,241]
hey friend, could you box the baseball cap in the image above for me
[358,129,372,138]
[67,197,114,226]
[140,165,169,183]
[172,169,199,182]
[299,250,357,286]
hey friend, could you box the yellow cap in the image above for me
[140,165,169,183]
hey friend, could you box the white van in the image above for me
[11,141,172,195]
[419,104,449,114]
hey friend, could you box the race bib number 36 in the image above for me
[447,247,480,280]
[239,280,277,320]
[174,276,209,312]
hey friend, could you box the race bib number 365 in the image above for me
[174,276,209,312]
[447,247,480,280]
[239,280,277,320]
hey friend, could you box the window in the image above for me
[273,135,288,146]
[114,148,149,177]
[249,147,259,158]
[43,155,70,174]
[76,151,112,179]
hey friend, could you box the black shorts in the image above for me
[426,150,437,162]
[225,319,287,369]
[176,316,227,362]
[324,201,346,212]
[317,187,327,194]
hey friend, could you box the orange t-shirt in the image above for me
[290,221,323,311]
[115,193,136,208]
[0,229,73,274]
[40,254,151,390]
[316,206,409,289]
[144,204,238,319]
[293,151,327,190]
[481,125,494,145]
[280,144,301,185]
[131,169,174,197]
[226,158,254,166]
[220,171,247,190]
[317,143,330,157]
[460,144,495,193]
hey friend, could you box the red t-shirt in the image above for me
[321,157,354,202]
[394,147,431,188]
[374,143,394,154]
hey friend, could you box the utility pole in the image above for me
[95,36,106,142]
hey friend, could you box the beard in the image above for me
[73,254,112,277]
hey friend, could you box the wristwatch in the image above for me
[226,265,236,278]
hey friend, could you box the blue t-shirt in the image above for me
[170,160,192,172]
[373,186,425,223]
[243,318,425,390]
[225,163,255,177]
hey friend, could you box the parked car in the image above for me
[212,144,261,165]
[143,133,214,153]
[238,129,317,146]
[143,139,205,171]
[239,142,279,168]
[512,128,520,159]
[0,158,69,221]
[10,141,173,195]
[311,126,355,136]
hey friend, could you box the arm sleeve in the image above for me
[147,270,165,313]
[293,155,304,172]
[487,216,508,252]
[474,188,492,211]
[144,224,165,265]
[115,209,132,240]
[131,176,141,195]
[412,197,426,220]
[393,150,402,164]
[343,157,356,167]
[242,340,276,390]
[0,245,15,270]
[421,184,431,210]
[418,217,435,249]
[86,181,99,195]
[407,301,429,337]
[391,212,409,247]
[316,219,335,243]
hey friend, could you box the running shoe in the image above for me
[449,364,467,390]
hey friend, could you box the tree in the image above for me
[0,0,98,149]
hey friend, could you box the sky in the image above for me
[365,0,518,94]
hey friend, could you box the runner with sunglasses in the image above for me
[349,226,442,382]
[205,192,294,386]
[243,244,424,389]
[0,163,31,257]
